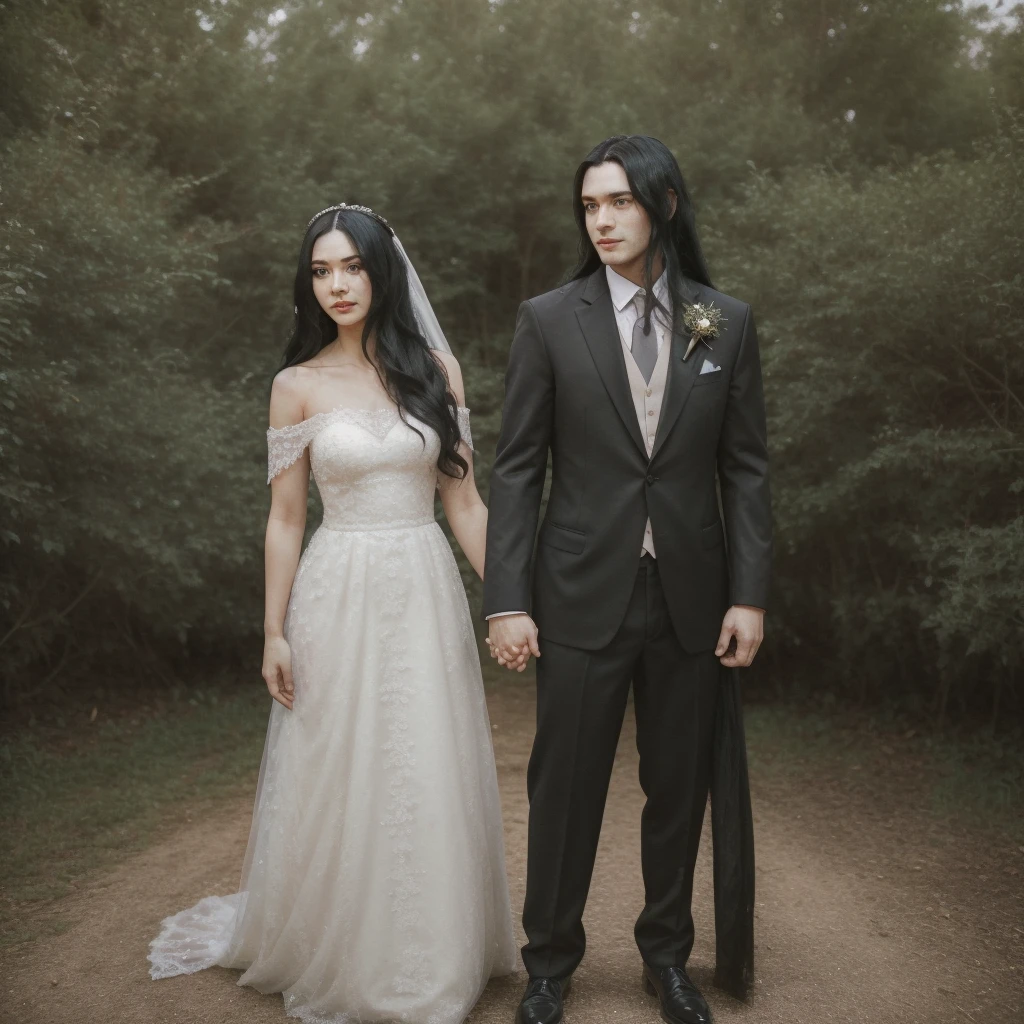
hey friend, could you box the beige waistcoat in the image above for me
[621,330,672,558]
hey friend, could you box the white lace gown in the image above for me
[148,405,517,1023]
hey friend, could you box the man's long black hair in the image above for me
[278,208,467,480]
[569,135,713,330]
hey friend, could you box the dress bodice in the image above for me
[267,406,472,532]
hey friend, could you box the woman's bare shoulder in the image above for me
[269,366,308,427]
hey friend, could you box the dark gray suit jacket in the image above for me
[483,267,772,653]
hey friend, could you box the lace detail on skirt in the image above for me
[148,893,243,979]
[376,539,429,997]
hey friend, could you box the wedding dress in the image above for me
[149,404,517,1023]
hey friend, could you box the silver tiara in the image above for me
[305,203,393,233]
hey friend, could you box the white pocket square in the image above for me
[699,358,721,375]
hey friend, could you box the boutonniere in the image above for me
[682,302,726,361]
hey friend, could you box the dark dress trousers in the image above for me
[483,267,771,992]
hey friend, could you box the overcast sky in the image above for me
[962,0,1020,29]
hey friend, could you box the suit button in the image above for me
[646,474,655,485]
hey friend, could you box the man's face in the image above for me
[580,161,651,275]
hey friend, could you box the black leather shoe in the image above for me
[642,964,712,1024]
[515,975,572,1024]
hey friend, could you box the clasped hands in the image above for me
[486,605,764,672]
[485,614,541,672]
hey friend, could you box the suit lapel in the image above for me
[575,270,648,459]
[650,276,703,463]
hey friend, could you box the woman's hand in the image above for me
[262,635,295,709]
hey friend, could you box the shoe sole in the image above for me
[515,1012,562,1024]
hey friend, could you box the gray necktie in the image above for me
[631,291,658,384]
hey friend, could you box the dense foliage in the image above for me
[2,0,1022,726]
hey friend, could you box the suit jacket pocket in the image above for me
[539,520,587,555]
[693,368,724,386]
[701,519,725,549]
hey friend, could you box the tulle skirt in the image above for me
[149,521,517,1022]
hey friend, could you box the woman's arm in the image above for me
[262,369,309,709]
[433,352,488,579]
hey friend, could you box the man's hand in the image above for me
[715,605,764,668]
[486,614,541,673]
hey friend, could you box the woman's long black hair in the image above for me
[569,135,713,330]
[278,208,467,480]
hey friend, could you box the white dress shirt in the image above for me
[605,263,672,361]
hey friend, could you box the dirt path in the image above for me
[2,683,1022,1024]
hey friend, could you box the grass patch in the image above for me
[0,684,270,947]
[744,704,1024,842]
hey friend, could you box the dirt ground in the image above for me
[2,682,1022,1024]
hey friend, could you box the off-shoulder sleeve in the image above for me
[457,406,474,451]
[267,420,316,484]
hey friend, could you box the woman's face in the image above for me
[310,229,372,329]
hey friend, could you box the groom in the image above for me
[484,135,772,1024]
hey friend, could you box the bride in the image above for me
[148,203,517,1021]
